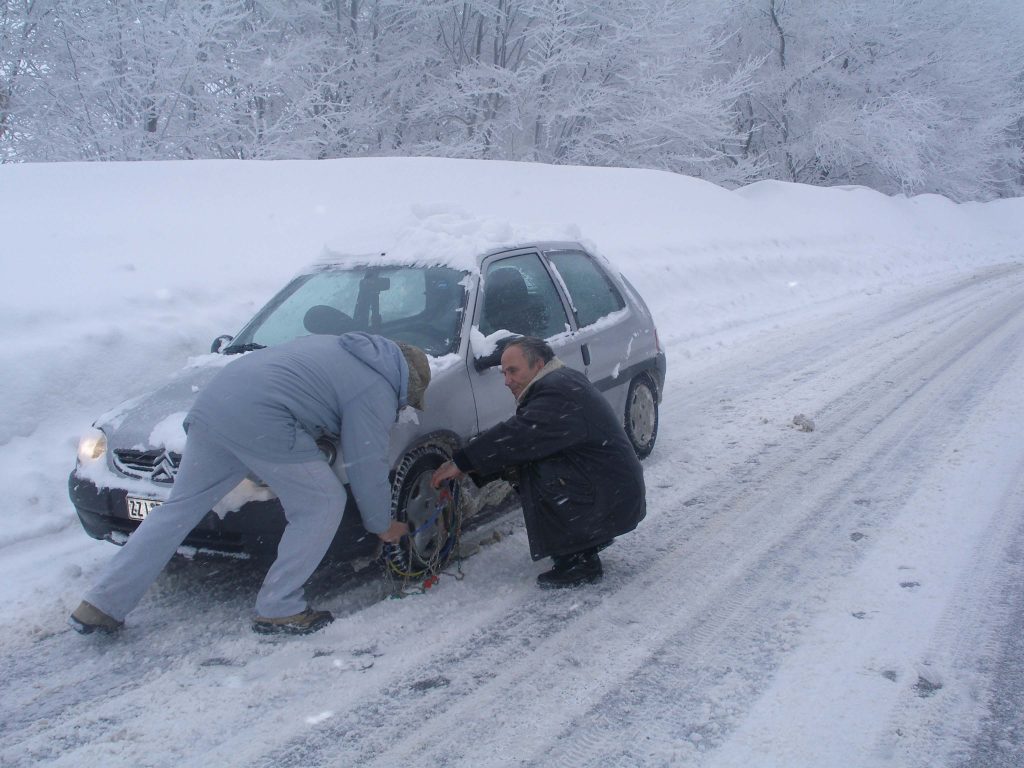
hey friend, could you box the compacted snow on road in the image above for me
[1,158,1023,767]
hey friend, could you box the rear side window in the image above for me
[546,250,625,328]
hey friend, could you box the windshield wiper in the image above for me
[223,342,266,355]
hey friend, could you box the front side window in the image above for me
[546,249,625,328]
[230,265,467,356]
[478,253,570,339]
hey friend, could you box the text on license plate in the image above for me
[127,496,162,521]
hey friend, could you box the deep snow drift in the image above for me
[1,158,1023,767]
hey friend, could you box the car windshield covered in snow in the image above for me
[225,264,468,356]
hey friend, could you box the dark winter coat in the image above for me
[453,360,646,560]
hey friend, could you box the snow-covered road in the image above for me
[3,263,1023,767]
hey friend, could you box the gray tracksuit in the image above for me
[85,333,409,621]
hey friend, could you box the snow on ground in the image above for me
[1,157,1023,766]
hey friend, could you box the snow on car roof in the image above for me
[316,205,587,272]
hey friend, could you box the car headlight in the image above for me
[77,428,107,463]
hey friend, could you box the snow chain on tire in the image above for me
[382,444,466,592]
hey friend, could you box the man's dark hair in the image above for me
[504,336,554,367]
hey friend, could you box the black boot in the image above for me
[536,549,603,589]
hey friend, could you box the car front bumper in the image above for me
[68,472,374,561]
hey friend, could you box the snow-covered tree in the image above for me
[723,0,1024,199]
[2,1,348,160]
[2,0,1022,200]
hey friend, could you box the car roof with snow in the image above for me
[311,240,595,274]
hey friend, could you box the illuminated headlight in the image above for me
[77,429,107,463]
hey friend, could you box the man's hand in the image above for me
[378,519,409,543]
[431,460,464,489]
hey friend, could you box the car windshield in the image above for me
[227,265,469,356]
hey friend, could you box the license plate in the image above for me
[127,496,162,521]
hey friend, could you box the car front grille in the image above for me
[113,448,181,484]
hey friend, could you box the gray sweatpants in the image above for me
[84,420,347,621]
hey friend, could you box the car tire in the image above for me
[389,445,462,574]
[624,372,659,459]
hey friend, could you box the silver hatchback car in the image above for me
[70,241,665,569]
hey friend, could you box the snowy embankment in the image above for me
[1,157,1020,554]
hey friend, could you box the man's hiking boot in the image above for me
[68,600,123,635]
[251,607,334,636]
[536,550,603,589]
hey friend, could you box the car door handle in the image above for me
[581,343,591,366]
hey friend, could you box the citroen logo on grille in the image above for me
[150,452,177,483]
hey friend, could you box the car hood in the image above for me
[95,357,229,453]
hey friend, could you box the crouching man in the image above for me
[432,336,646,588]
[70,332,430,636]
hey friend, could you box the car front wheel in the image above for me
[388,445,462,576]
[624,373,659,459]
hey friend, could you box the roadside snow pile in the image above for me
[0,157,1022,548]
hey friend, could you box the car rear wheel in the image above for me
[625,373,659,459]
[388,445,462,576]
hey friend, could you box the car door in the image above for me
[468,249,585,433]
[543,247,636,414]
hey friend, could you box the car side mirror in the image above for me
[211,334,233,354]
[472,333,522,372]
[473,348,503,372]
